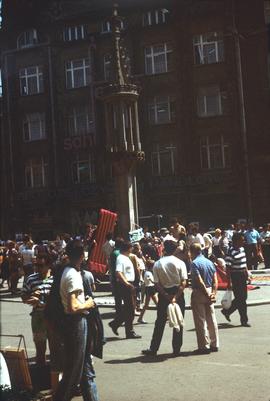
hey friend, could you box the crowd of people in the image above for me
[0,219,269,401]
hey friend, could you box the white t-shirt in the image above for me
[144,271,155,287]
[186,234,205,249]
[153,255,188,288]
[102,240,115,259]
[115,254,135,282]
[60,267,85,313]
[212,237,221,246]
[21,248,34,266]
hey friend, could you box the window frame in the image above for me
[17,29,38,49]
[63,25,85,41]
[148,95,175,125]
[197,86,223,117]
[72,157,95,184]
[144,43,172,75]
[23,112,46,142]
[19,66,44,96]
[67,105,93,137]
[65,58,90,89]
[25,158,47,188]
[103,53,113,81]
[142,9,169,26]
[200,135,229,170]
[151,144,176,176]
[193,32,224,65]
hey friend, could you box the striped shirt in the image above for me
[22,272,54,312]
[225,247,247,270]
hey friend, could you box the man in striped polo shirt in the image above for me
[21,254,54,366]
[221,233,251,327]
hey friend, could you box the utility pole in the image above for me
[232,0,253,221]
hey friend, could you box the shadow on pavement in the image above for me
[218,323,242,329]
[104,336,126,342]
[105,353,172,364]
[99,312,115,319]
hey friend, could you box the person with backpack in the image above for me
[54,239,99,401]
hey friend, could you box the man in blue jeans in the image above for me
[54,240,98,401]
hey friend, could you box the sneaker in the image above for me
[221,309,231,322]
[142,348,157,356]
[137,319,147,324]
[210,346,219,352]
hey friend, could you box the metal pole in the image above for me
[232,0,253,221]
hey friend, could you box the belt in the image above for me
[229,268,247,273]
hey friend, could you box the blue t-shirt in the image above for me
[190,254,216,289]
[244,229,260,244]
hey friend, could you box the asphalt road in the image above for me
[1,299,270,401]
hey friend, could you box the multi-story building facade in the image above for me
[0,0,269,238]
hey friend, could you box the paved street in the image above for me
[1,289,270,401]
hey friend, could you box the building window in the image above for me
[103,54,113,81]
[101,20,112,33]
[0,69,2,97]
[193,32,224,65]
[142,9,169,26]
[101,20,124,33]
[145,43,172,75]
[148,96,175,124]
[66,59,90,89]
[197,86,223,117]
[200,135,229,169]
[19,66,44,96]
[265,1,270,23]
[25,158,47,188]
[68,106,93,136]
[72,158,95,184]
[63,25,85,41]
[17,29,38,48]
[151,144,176,176]
[23,113,46,141]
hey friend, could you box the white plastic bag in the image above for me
[221,289,233,310]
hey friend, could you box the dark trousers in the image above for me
[245,244,258,270]
[111,282,135,336]
[227,271,248,325]
[112,280,122,315]
[150,287,185,354]
[262,245,270,269]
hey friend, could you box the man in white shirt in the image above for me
[54,240,98,401]
[142,240,187,357]
[186,225,205,250]
[108,241,141,339]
